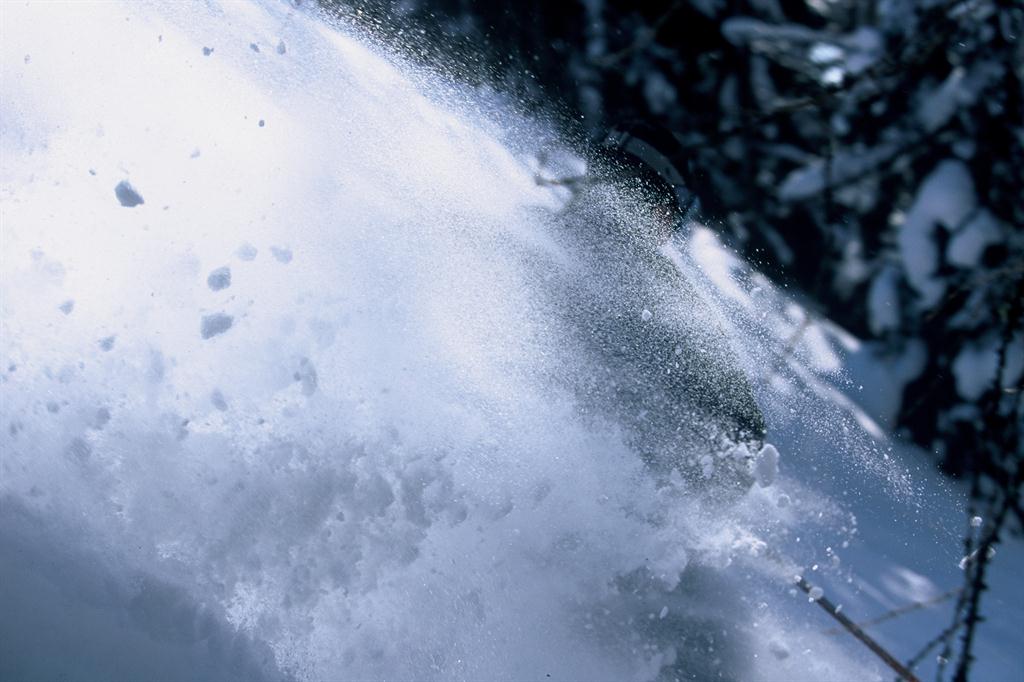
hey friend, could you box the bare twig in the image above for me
[822,589,960,636]
[796,577,922,682]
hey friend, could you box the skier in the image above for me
[540,122,766,489]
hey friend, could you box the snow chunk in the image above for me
[58,299,75,315]
[807,586,824,602]
[200,313,233,339]
[206,266,231,291]
[753,444,780,487]
[958,547,994,569]
[236,242,258,261]
[641,308,653,322]
[114,180,144,207]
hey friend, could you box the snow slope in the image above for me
[1,1,1018,681]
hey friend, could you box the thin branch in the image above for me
[906,616,963,674]
[821,589,960,636]
[796,577,921,682]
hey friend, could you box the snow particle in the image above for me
[114,180,144,207]
[258,119,265,127]
[970,515,983,528]
[270,245,293,263]
[59,299,75,315]
[276,39,287,55]
[658,606,669,619]
[200,313,233,339]
[98,335,116,351]
[207,266,231,291]
[641,308,653,322]
[807,586,824,602]
[250,42,260,52]
[202,46,214,56]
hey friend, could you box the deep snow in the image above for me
[1,1,1020,681]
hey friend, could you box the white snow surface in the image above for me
[2,2,1021,682]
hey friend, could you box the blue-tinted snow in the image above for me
[1,2,1019,682]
